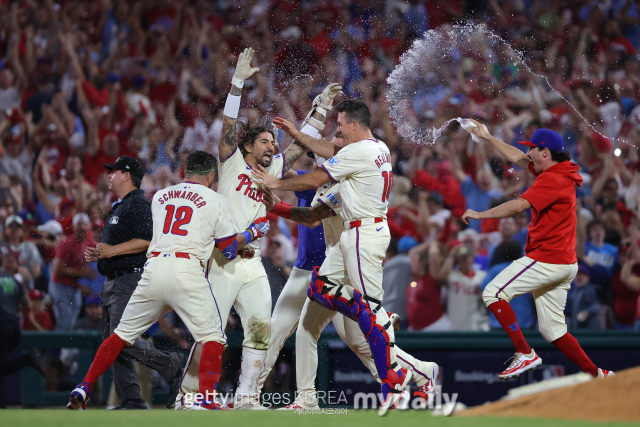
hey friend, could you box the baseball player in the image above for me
[67,151,270,411]
[174,48,343,410]
[253,100,413,416]
[255,143,438,410]
[461,123,614,380]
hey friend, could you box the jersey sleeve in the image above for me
[320,144,362,182]
[218,144,243,177]
[267,153,286,179]
[521,174,560,212]
[312,184,342,216]
[209,196,238,240]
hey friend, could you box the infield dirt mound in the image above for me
[457,366,640,422]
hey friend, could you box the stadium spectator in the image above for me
[49,213,96,331]
[567,263,602,330]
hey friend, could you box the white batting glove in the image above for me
[315,83,343,111]
[232,48,260,88]
[303,83,343,131]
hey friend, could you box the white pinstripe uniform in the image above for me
[114,182,235,347]
[176,147,286,408]
[255,178,438,408]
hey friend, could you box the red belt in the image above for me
[150,252,204,267]
[346,217,384,230]
[150,252,192,259]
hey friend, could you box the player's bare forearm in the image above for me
[486,135,529,170]
[219,85,242,160]
[295,133,336,160]
[101,239,150,258]
[289,203,334,227]
[271,168,331,191]
[463,198,531,224]
[282,141,307,173]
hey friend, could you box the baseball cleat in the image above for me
[597,368,615,378]
[392,390,410,410]
[379,368,412,416]
[499,350,542,380]
[188,398,225,410]
[234,401,269,410]
[67,382,90,410]
[276,402,319,410]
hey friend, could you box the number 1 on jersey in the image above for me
[382,171,393,202]
[163,205,193,236]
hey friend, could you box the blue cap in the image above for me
[519,128,564,151]
[106,72,121,83]
[398,236,418,253]
[85,294,101,306]
[131,74,146,89]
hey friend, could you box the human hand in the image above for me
[468,119,491,141]
[461,209,481,224]
[232,47,260,87]
[96,243,115,259]
[316,83,343,110]
[251,165,280,189]
[261,187,280,211]
[85,246,99,262]
[272,117,302,140]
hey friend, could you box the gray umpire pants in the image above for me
[100,271,182,404]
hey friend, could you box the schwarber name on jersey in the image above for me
[218,147,285,251]
[148,182,237,261]
[312,182,344,252]
[320,138,392,222]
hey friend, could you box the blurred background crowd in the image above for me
[1,0,640,397]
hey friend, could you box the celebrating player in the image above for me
[461,122,614,380]
[252,100,412,416]
[256,159,439,410]
[174,48,342,410]
[67,151,269,411]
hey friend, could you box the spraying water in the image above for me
[387,22,611,146]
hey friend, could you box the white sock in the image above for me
[235,348,267,404]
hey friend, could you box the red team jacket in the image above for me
[520,161,583,265]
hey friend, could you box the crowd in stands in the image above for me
[0,0,639,363]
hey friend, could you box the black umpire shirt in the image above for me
[98,189,153,276]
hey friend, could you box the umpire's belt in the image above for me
[105,267,144,281]
[149,252,205,268]
[345,217,384,230]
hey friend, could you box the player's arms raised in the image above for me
[273,117,338,160]
[468,119,530,170]
[252,165,331,191]
[280,83,343,172]
[462,198,532,224]
[219,48,260,162]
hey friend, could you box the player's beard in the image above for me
[257,152,273,168]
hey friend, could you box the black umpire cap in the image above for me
[104,156,145,179]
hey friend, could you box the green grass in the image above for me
[0,409,636,427]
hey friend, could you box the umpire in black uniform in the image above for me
[84,156,183,409]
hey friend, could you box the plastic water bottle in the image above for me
[457,118,482,143]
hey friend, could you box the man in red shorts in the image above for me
[462,123,614,380]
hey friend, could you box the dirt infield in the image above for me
[457,366,640,422]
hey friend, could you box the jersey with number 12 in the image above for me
[148,182,237,261]
[320,138,392,222]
